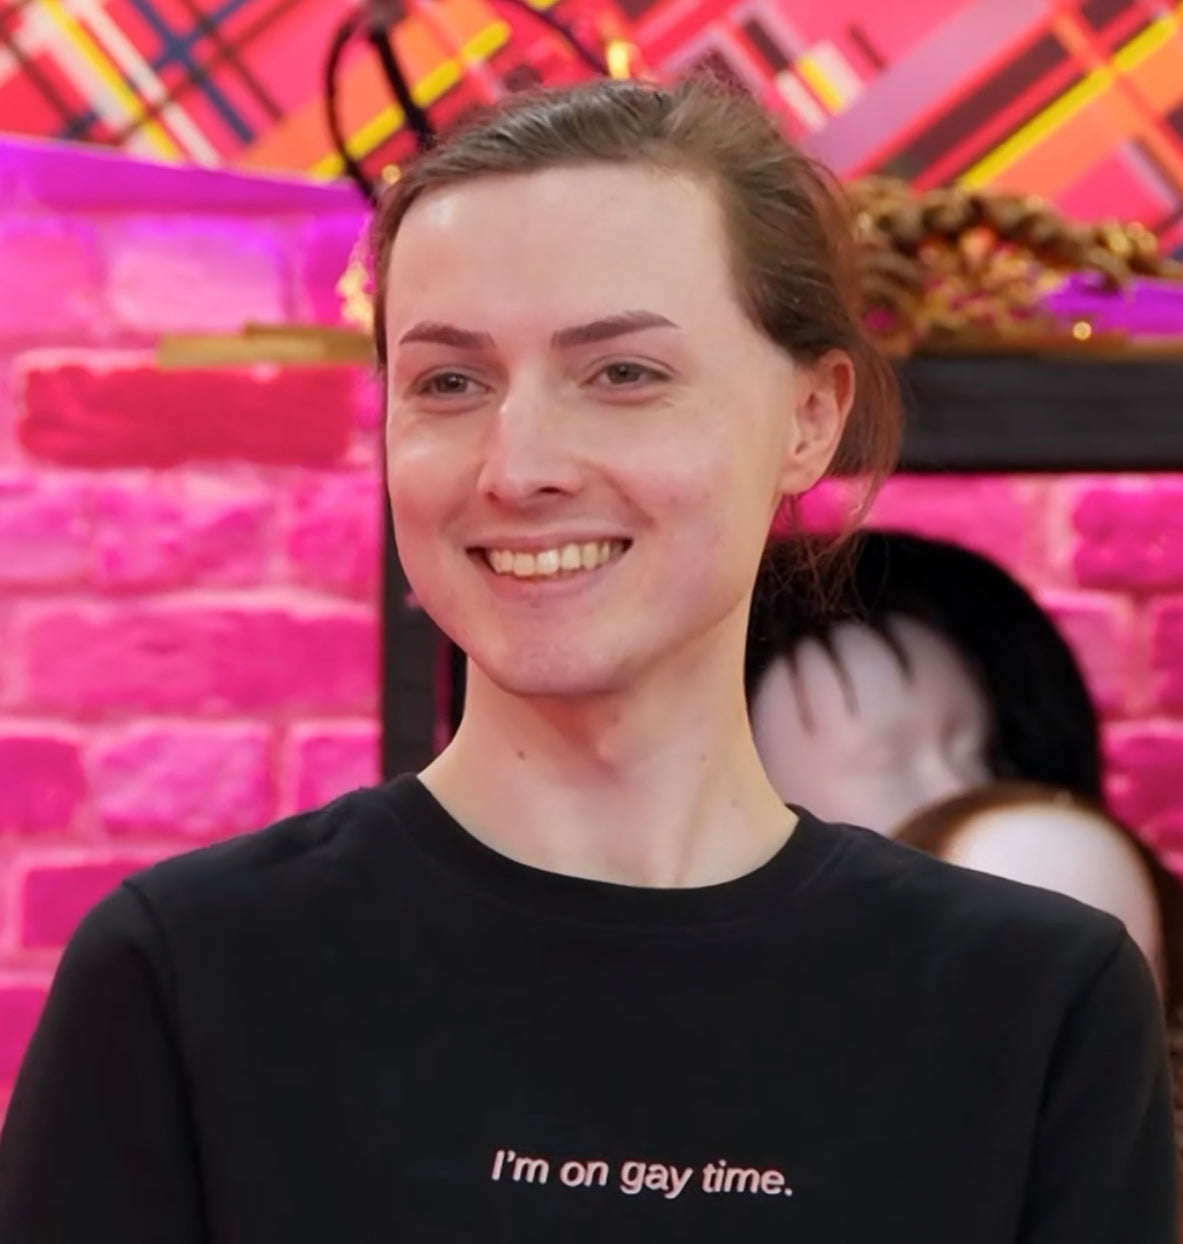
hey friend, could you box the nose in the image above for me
[476,383,582,505]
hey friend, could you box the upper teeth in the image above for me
[485,541,625,578]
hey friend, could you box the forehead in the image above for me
[384,165,740,333]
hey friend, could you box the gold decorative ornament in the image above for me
[848,175,1183,356]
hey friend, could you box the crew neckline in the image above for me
[373,774,845,931]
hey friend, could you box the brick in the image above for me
[104,218,285,333]
[1037,591,1138,717]
[1104,724,1183,845]
[289,721,379,813]
[1149,598,1183,713]
[0,217,103,338]
[1070,477,1183,591]
[0,729,86,833]
[0,357,19,463]
[24,599,378,716]
[92,723,275,839]
[862,475,1045,572]
[89,473,273,589]
[283,471,381,599]
[0,985,48,1082]
[0,472,90,586]
[18,354,356,467]
[294,214,370,325]
[18,854,163,949]
[0,601,16,706]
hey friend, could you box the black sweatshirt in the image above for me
[0,776,1176,1242]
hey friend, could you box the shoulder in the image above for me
[113,779,416,947]
[806,815,1129,995]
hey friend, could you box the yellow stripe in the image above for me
[313,101,402,178]
[606,39,634,80]
[960,70,1107,187]
[413,58,463,106]
[796,55,843,113]
[461,20,511,64]
[1112,14,1177,71]
[39,0,179,159]
[311,20,512,179]
[311,58,462,179]
[960,13,1179,189]
[309,62,463,179]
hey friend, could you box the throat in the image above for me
[420,715,793,889]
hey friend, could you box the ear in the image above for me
[778,350,856,497]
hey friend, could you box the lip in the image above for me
[468,544,628,600]
[467,534,631,554]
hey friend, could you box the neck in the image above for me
[418,631,795,889]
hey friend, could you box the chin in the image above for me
[469,643,634,703]
[482,666,624,703]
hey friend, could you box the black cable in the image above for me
[495,0,607,75]
[368,25,436,153]
[324,10,379,203]
[324,0,609,204]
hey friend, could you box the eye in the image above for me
[415,371,485,398]
[591,361,667,389]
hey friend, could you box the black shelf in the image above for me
[380,506,440,780]
[382,353,1183,778]
[897,354,1183,473]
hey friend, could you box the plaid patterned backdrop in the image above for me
[2,0,1182,252]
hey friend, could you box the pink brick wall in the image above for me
[0,142,378,1117]
[3,141,1183,1126]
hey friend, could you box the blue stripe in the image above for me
[123,0,255,143]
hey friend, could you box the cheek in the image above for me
[385,428,469,531]
[651,450,777,574]
[386,458,430,531]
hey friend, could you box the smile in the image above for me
[482,540,628,580]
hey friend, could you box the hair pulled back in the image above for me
[370,75,900,509]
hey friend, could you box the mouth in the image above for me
[477,539,630,582]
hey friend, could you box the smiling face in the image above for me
[382,164,849,702]
[749,616,993,832]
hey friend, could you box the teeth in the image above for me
[484,540,626,579]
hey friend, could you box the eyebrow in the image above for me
[552,310,678,348]
[397,322,494,350]
[396,310,678,351]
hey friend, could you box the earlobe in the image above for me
[779,351,855,495]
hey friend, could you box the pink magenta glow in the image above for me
[2,134,1183,1118]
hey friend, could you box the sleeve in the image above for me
[1018,928,1179,1244]
[0,883,207,1243]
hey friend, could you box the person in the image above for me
[745,530,1103,833]
[894,781,1183,1163]
[0,76,1175,1243]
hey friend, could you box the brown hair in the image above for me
[369,75,900,532]
[897,782,1183,1159]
